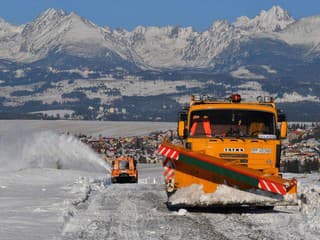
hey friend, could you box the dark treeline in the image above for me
[281,159,320,173]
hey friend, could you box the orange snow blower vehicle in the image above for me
[111,156,138,183]
[158,94,297,208]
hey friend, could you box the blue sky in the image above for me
[1,0,320,30]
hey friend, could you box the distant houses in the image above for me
[79,123,320,173]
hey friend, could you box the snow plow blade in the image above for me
[158,140,297,207]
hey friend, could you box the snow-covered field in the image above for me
[0,120,319,240]
[0,120,176,138]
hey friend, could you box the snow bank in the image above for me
[298,176,320,234]
[138,176,163,184]
[61,176,110,235]
[0,130,109,172]
[168,184,291,206]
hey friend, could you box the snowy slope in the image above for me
[0,18,22,38]
[0,9,131,63]
[277,15,320,55]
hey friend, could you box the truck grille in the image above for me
[219,153,248,165]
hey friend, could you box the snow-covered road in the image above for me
[0,120,319,240]
[62,164,231,240]
[2,164,319,240]
[62,169,320,240]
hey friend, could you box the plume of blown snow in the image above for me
[0,130,109,172]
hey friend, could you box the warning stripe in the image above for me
[159,142,294,196]
[165,169,175,182]
[258,179,287,195]
[164,149,171,156]
[164,166,172,176]
[162,155,175,184]
[157,145,180,160]
[158,145,166,155]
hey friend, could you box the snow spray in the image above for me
[0,130,109,172]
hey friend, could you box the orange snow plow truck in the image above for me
[158,94,297,208]
[111,156,138,183]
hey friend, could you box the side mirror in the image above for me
[177,111,188,138]
[277,109,286,122]
[280,121,287,139]
[178,120,185,137]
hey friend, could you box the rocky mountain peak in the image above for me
[233,5,295,33]
[0,18,22,37]
[209,20,230,31]
[21,8,68,36]
[39,8,67,21]
[261,5,294,24]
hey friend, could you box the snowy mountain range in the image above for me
[0,6,319,121]
[0,6,318,69]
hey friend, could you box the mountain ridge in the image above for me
[0,6,319,121]
[0,6,319,69]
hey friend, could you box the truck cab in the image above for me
[177,94,288,176]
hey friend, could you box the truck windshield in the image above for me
[189,109,276,138]
[119,160,129,170]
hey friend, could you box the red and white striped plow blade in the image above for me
[162,157,176,192]
[258,179,287,195]
[163,157,175,182]
[157,145,180,160]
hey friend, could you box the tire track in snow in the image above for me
[63,183,230,240]
[115,198,140,239]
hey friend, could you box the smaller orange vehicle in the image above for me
[111,156,138,183]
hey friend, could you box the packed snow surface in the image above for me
[0,120,319,240]
[0,119,175,137]
[168,184,289,206]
